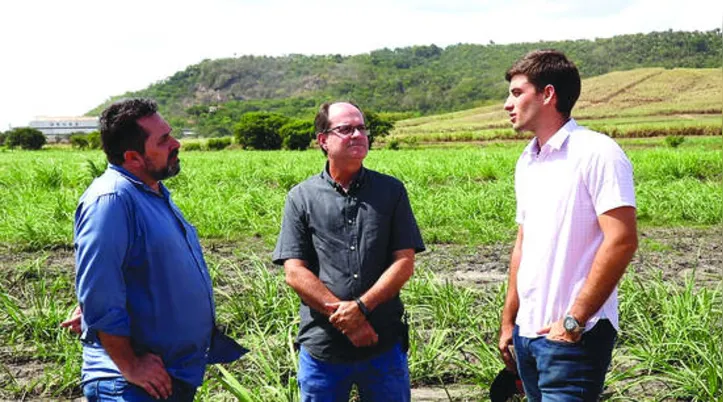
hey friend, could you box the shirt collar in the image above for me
[521,118,577,158]
[108,164,169,198]
[320,162,367,193]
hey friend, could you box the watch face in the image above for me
[564,316,576,331]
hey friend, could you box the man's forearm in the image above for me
[98,331,139,374]
[98,331,172,399]
[498,226,523,372]
[284,260,341,316]
[360,249,415,312]
[501,227,523,328]
[570,207,638,324]
[569,239,637,323]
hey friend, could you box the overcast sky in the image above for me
[1,0,721,129]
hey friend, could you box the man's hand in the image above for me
[60,305,82,335]
[325,302,378,347]
[326,301,366,334]
[97,332,173,400]
[122,354,173,400]
[538,319,582,344]
[345,321,379,348]
[498,324,517,373]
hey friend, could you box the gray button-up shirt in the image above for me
[273,165,425,362]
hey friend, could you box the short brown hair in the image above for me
[505,50,581,118]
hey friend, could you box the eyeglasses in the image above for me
[324,124,369,137]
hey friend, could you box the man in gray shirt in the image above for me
[273,101,425,402]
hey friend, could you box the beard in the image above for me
[145,149,181,181]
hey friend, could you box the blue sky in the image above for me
[0,0,721,129]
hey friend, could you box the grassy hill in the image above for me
[391,68,722,143]
[88,29,722,136]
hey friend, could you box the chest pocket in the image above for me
[359,202,392,249]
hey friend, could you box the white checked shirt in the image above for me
[514,119,636,338]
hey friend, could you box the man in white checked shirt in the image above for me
[498,49,639,402]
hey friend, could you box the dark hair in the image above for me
[505,49,581,118]
[314,101,365,155]
[99,98,158,165]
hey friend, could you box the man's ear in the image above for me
[316,133,327,151]
[122,150,144,168]
[543,84,556,107]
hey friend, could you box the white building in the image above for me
[29,116,99,142]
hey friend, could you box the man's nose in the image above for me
[503,97,514,111]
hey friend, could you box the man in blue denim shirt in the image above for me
[69,98,245,401]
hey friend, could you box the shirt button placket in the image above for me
[348,195,360,286]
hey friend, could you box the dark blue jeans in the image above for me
[82,376,196,402]
[512,319,617,402]
[298,342,410,402]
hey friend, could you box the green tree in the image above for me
[69,133,89,149]
[234,112,289,150]
[0,131,6,146]
[363,110,395,146]
[87,131,102,149]
[6,127,46,150]
[207,137,232,150]
[279,120,315,150]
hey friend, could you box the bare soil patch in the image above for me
[418,226,722,289]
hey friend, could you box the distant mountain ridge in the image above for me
[89,29,722,136]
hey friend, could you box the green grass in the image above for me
[1,252,720,400]
[0,254,82,396]
[613,273,723,400]
[0,137,720,250]
[0,136,721,400]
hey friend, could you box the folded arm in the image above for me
[284,259,379,347]
[327,249,415,335]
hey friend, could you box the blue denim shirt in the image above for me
[75,165,238,387]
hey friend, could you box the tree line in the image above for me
[0,112,393,151]
[0,128,47,150]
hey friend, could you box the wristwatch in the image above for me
[355,297,371,318]
[563,314,584,334]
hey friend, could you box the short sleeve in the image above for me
[584,141,636,215]
[389,184,425,253]
[272,189,313,265]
